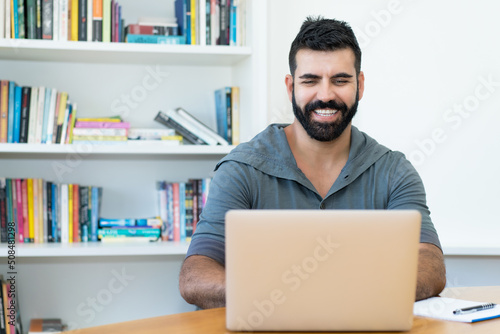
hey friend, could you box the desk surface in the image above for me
[67,286,500,334]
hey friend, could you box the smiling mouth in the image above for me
[313,109,339,116]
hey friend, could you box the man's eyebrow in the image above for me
[298,73,321,79]
[298,72,354,79]
[332,72,354,78]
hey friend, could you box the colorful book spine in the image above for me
[21,179,29,243]
[12,86,22,143]
[73,183,79,242]
[15,179,24,243]
[74,121,130,128]
[172,182,180,242]
[27,178,34,242]
[0,80,9,143]
[92,0,103,41]
[42,0,54,39]
[102,0,111,42]
[7,81,15,143]
[126,34,186,44]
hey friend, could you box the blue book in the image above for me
[99,218,136,227]
[7,82,15,143]
[52,183,59,242]
[179,182,186,241]
[230,0,237,46]
[166,182,174,241]
[13,0,19,38]
[41,87,52,143]
[214,87,232,143]
[126,34,186,44]
[90,186,102,242]
[13,86,22,143]
[175,0,187,43]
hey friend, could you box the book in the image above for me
[70,0,78,41]
[154,110,206,145]
[27,87,38,143]
[77,0,87,41]
[74,121,130,128]
[41,0,53,39]
[28,318,63,333]
[97,227,161,238]
[19,86,31,143]
[175,107,229,145]
[126,34,186,44]
[125,23,178,36]
[90,186,102,242]
[7,81,15,143]
[165,109,218,145]
[102,0,111,42]
[414,297,500,323]
[127,128,175,140]
[214,86,232,143]
[0,80,9,143]
[79,185,89,242]
[0,178,6,243]
[156,181,168,241]
[35,0,42,39]
[230,86,240,145]
[92,0,102,41]
[12,86,22,143]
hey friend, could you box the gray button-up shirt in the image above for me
[186,124,441,265]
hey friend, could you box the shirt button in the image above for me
[320,203,325,209]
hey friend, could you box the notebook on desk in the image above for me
[225,209,422,332]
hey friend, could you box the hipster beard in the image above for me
[292,88,359,142]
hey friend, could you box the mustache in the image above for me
[304,99,348,114]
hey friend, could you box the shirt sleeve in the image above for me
[185,161,253,263]
[387,154,442,250]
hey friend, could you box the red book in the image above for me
[15,179,24,243]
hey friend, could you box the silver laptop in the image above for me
[225,210,421,332]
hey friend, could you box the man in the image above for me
[179,17,446,309]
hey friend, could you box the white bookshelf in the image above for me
[0,0,268,329]
[0,241,190,257]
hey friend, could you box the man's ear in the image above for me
[357,71,365,101]
[285,74,294,102]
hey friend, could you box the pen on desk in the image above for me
[453,303,496,315]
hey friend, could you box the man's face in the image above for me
[286,48,364,142]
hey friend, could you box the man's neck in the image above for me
[284,121,352,198]
[285,121,352,170]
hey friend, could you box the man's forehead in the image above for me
[295,48,356,75]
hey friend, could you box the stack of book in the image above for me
[156,178,211,242]
[0,177,102,243]
[0,80,77,144]
[98,217,162,242]
[154,108,228,146]
[127,128,183,146]
[174,0,247,46]
[72,116,129,145]
[215,86,240,145]
[125,17,184,45]
[1,0,127,42]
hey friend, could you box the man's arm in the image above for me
[416,243,446,301]
[179,255,226,309]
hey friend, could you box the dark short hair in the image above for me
[288,16,362,77]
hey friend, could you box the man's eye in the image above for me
[335,80,348,84]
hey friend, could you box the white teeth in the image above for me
[314,109,338,116]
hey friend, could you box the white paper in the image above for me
[414,297,500,323]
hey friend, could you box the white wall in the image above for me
[267,0,500,249]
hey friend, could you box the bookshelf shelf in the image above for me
[0,241,189,257]
[0,143,235,155]
[0,39,252,66]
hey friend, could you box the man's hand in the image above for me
[179,255,226,309]
[416,243,446,301]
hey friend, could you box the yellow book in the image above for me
[71,0,79,41]
[56,92,68,140]
[68,184,73,243]
[67,103,77,144]
[191,0,196,44]
[27,179,34,242]
[231,86,240,145]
